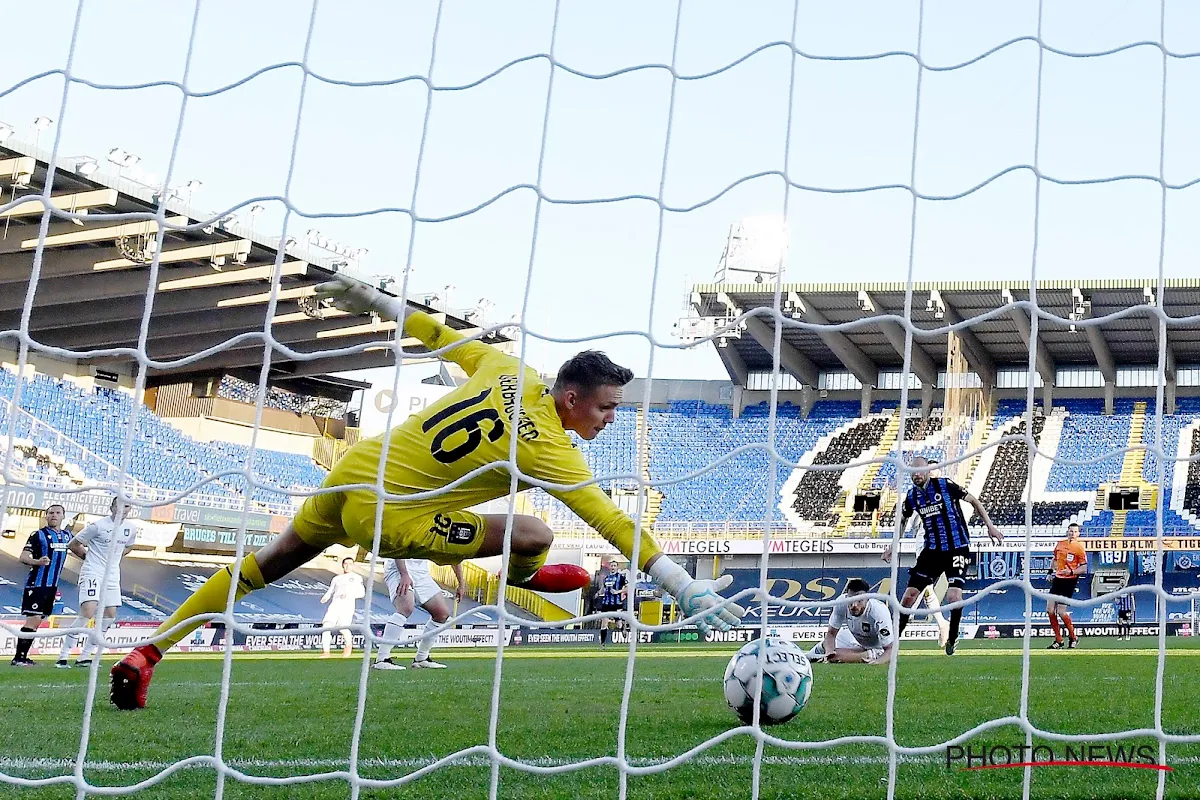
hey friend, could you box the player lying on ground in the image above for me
[374,558,464,670]
[112,275,745,709]
[882,456,1003,656]
[1046,523,1086,650]
[806,578,895,665]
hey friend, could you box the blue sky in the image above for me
[4,0,1200,389]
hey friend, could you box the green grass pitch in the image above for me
[1,638,1198,799]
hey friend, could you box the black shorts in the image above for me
[1049,577,1078,599]
[1117,610,1132,621]
[21,587,57,616]
[907,547,971,592]
[598,602,624,614]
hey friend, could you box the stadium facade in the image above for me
[1,138,1198,636]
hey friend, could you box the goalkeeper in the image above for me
[111,275,744,709]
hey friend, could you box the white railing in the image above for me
[0,394,144,491]
[0,395,301,517]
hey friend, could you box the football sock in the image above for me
[1062,614,1076,640]
[416,619,439,661]
[600,628,609,646]
[948,608,962,644]
[58,616,90,661]
[153,554,266,654]
[376,613,407,661]
[507,549,549,585]
[81,616,113,660]
[897,610,911,635]
[1049,614,1062,642]
[321,630,333,654]
[14,626,36,661]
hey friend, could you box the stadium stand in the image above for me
[217,375,348,419]
[1046,399,1127,492]
[514,393,1200,539]
[10,359,1200,541]
[651,400,861,523]
[789,416,889,524]
[0,367,326,511]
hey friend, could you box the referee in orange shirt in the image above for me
[1047,522,1087,649]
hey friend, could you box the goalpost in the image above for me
[1,3,1196,800]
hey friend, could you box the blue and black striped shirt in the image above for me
[598,571,627,607]
[23,526,73,589]
[1115,593,1136,614]
[903,477,971,552]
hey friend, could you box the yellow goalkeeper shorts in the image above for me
[291,468,487,566]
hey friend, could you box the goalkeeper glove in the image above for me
[648,558,744,634]
[313,275,407,322]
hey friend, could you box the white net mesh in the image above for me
[1,2,1198,798]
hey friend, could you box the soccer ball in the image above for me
[722,637,812,726]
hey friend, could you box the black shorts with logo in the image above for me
[21,586,57,616]
[1117,609,1132,621]
[1049,577,1079,599]
[907,546,971,591]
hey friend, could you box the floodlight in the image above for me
[76,158,100,176]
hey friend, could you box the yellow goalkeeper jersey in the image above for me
[292,311,661,569]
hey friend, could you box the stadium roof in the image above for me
[0,141,502,389]
[690,279,1200,389]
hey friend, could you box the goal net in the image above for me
[0,3,1196,800]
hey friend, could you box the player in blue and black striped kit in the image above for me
[1115,590,1136,641]
[882,457,1004,656]
[595,559,628,647]
[11,504,76,666]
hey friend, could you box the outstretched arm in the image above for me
[452,563,466,602]
[870,643,895,666]
[819,626,838,660]
[543,467,742,631]
[315,276,501,377]
[883,498,914,564]
[963,491,1003,543]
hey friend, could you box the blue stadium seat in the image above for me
[0,368,327,510]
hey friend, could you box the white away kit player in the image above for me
[807,579,896,665]
[320,557,366,657]
[374,558,464,670]
[58,497,138,668]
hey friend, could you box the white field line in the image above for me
[3,754,1199,773]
